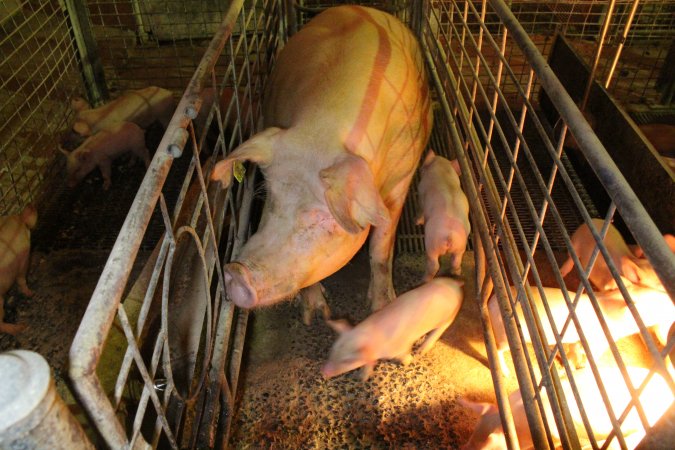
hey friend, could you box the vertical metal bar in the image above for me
[63,0,108,105]
[129,0,150,44]
[604,0,640,89]
[580,0,617,110]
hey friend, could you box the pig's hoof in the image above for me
[300,284,331,326]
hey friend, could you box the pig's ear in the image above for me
[620,257,642,285]
[422,149,436,167]
[70,96,91,112]
[211,127,280,188]
[321,154,390,234]
[326,319,352,334]
[73,121,91,136]
[450,159,462,175]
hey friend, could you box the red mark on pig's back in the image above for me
[344,7,392,153]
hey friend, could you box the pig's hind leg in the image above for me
[300,282,330,326]
[0,296,27,335]
[416,321,452,356]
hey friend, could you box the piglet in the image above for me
[68,86,175,139]
[559,218,661,291]
[0,205,37,334]
[488,284,675,375]
[461,366,672,449]
[416,150,470,281]
[321,277,463,380]
[61,121,149,190]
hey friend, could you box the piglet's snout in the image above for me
[223,262,258,308]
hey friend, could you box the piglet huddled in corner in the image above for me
[321,277,464,380]
[210,6,432,318]
[559,218,661,291]
[61,121,149,190]
[416,150,470,281]
[0,205,37,334]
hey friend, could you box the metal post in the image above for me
[63,0,108,105]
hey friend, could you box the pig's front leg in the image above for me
[300,282,330,326]
[100,160,113,190]
[423,252,441,283]
[17,252,33,297]
[367,184,408,311]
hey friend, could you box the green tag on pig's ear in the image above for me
[233,161,246,183]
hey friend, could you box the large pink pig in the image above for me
[0,205,37,335]
[211,6,432,316]
[68,86,175,139]
[321,277,463,380]
[488,284,675,375]
[559,218,662,291]
[61,121,149,190]
[416,150,470,281]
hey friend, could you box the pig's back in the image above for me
[263,5,431,165]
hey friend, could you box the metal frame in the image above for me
[68,1,283,448]
[424,0,673,448]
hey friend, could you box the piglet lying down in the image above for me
[322,277,464,380]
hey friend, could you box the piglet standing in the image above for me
[69,86,175,138]
[61,121,149,190]
[321,277,463,380]
[559,218,661,291]
[0,205,37,334]
[416,150,470,281]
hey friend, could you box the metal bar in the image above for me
[604,0,641,89]
[423,33,549,450]
[63,0,108,105]
[580,0,617,111]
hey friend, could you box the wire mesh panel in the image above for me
[424,0,674,448]
[83,0,236,93]
[0,0,82,215]
[68,1,282,448]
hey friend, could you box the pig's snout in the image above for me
[224,262,258,308]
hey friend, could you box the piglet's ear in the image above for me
[326,319,352,335]
[422,149,436,167]
[211,127,280,188]
[321,154,390,234]
[450,159,461,175]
